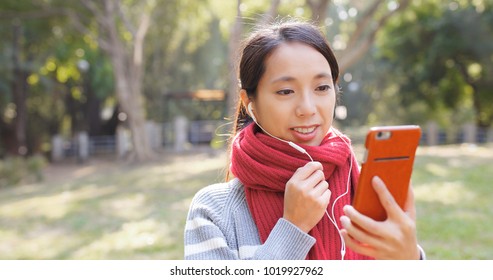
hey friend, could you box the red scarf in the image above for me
[231,123,370,260]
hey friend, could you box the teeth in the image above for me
[293,127,316,134]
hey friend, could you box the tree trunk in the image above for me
[76,0,154,161]
[259,0,282,25]
[98,0,152,161]
[109,36,152,162]
[307,0,331,26]
[85,83,103,136]
[65,86,78,132]
[11,22,28,156]
[456,61,490,129]
[227,0,243,119]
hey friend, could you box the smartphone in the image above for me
[352,125,421,221]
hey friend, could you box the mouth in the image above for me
[291,126,318,134]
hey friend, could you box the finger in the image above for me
[372,176,401,220]
[340,210,382,246]
[292,161,323,180]
[311,179,330,197]
[318,187,331,206]
[340,215,378,245]
[340,228,376,258]
[341,216,398,260]
[343,205,385,237]
[287,170,325,194]
[404,183,416,221]
[305,169,326,189]
[287,162,324,192]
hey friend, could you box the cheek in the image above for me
[262,108,288,127]
[320,96,336,116]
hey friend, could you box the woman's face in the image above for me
[246,42,336,146]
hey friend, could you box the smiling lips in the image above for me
[290,125,319,143]
[292,126,317,134]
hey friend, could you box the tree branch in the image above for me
[259,0,281,26]
[101,0,123,49]
[339,0,410,72]
[227,0,244,117]
[133,13,151,73]
[307,0,331,25]
[80,0,105,22]
[116,0,137,36]
[345,0,385,51]
[0,8,70,21]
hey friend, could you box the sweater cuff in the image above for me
[256,218,316,260]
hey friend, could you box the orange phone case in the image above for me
[352,125,421,221]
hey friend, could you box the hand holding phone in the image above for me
[352,125,421,221]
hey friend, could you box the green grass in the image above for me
[412,144,493,259]
[0,144,492,259]
[0,150,227,259]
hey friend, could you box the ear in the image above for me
[240,89,253,114]
[240,90,257,122]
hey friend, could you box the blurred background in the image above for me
[0,0,492,259]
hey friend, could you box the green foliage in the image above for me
[374,0,493,128]
[3,0,492,156]
[0,0,118,155]
[0,155,47,188]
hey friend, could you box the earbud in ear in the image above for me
[247,103,257,123]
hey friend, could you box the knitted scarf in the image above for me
[231,123,369,260]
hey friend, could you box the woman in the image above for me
[184,19,424,260]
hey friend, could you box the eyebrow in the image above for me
[271,72,332,83]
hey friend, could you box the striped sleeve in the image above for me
[255,218,316,259]
[184,183,240,259]
[184,180,316,260]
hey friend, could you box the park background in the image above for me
[1,0,492,259]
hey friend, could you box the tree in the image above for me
[307,0,331,25]
[227,0,244,118]
[305,0,411,72]
[220,0,412,120]
[0,1,70,157]
[377,1,493,128]
[67,0,156,161]
[10,22,28,156]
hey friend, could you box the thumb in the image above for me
[404,183,416,221]
[372,176,400,220]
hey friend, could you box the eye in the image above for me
[316,84,331,92]
[276,89,294,95]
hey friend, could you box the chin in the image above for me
[305,139,324,147]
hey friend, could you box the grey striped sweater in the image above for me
[184,179,426,260]
[184,178,316,260]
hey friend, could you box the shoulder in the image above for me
[192,178,244,204]
[185,179,251,259]
[188,178,246,220]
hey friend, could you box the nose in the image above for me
[296,91,316,117]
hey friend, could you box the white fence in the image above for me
[51,120,492,162]
[421,122,493,146]
[51,118,229,162]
